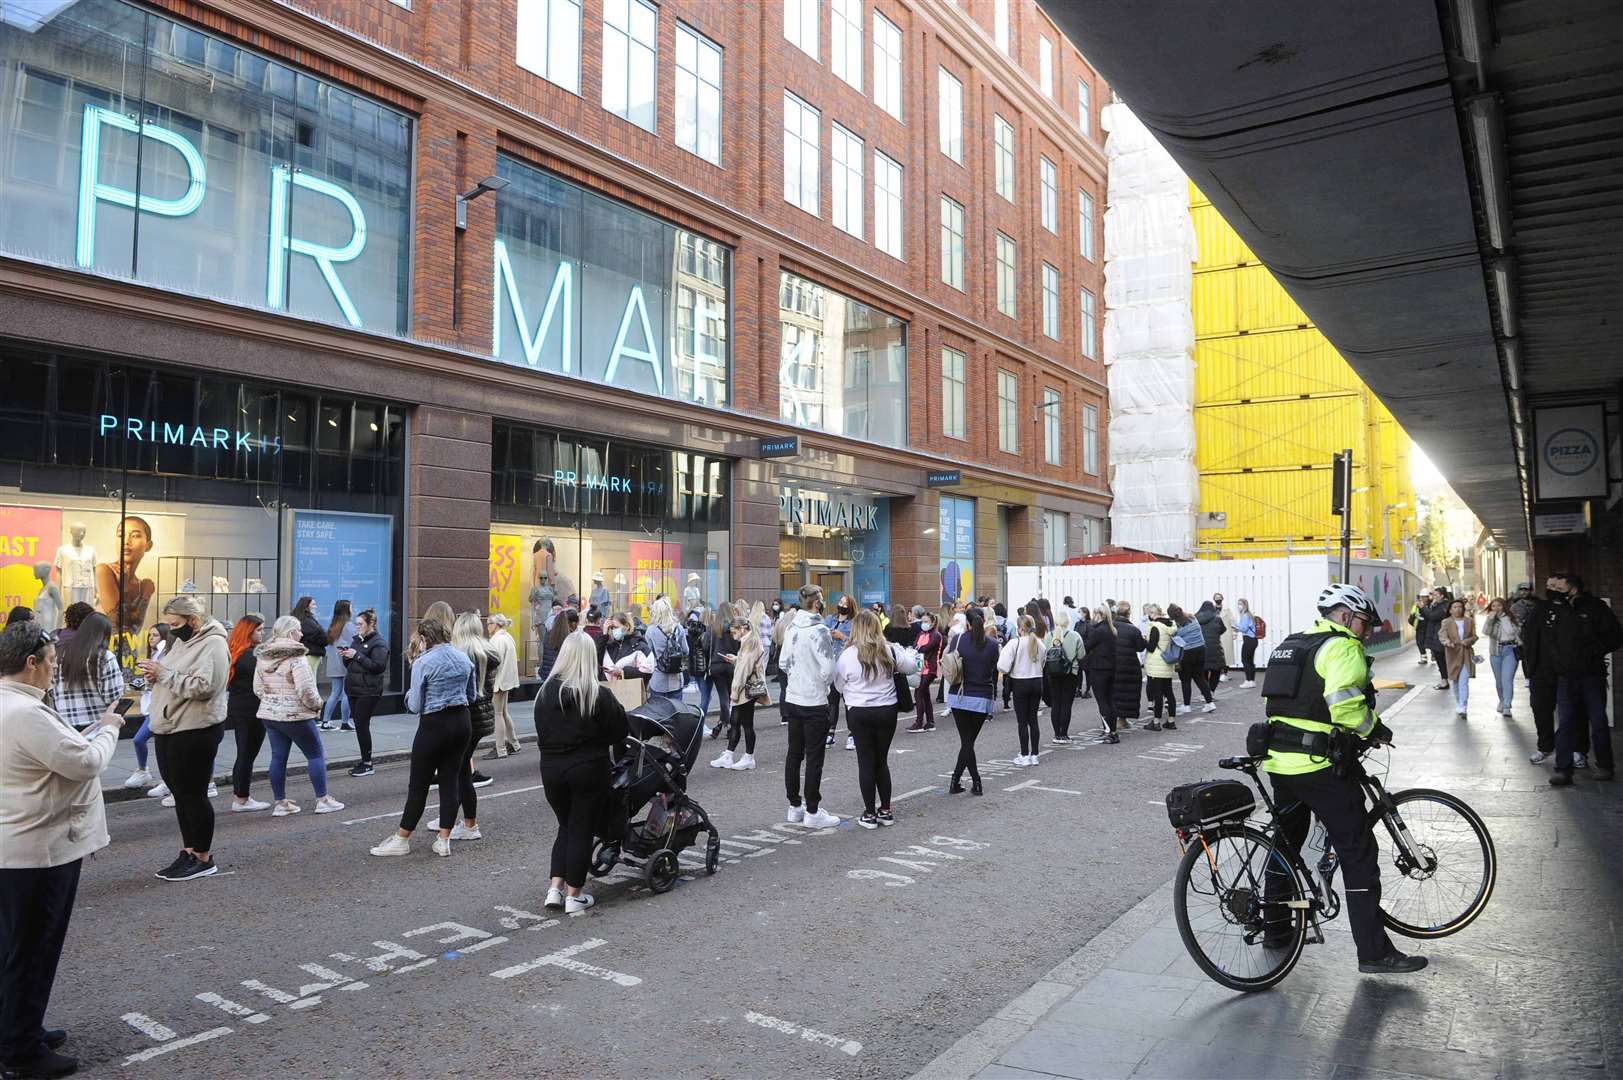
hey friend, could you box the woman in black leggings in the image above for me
[370,615,474,858]
[944,607,1000,794]
[999,615,1047,764]
[342,609,390,777]
[715,618,764,769]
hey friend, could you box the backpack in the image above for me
[655,627,686,674]
[1253,616,1267,640]
[1044,634,1078,677]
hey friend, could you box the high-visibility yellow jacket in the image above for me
[1263,618,1378,776]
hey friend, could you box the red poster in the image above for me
[627,540,678,608]
[0,505,63,612]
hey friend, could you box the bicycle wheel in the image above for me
[1173,824,1308,992]
[1372,788,1496,938]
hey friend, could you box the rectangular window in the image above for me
[1043,510,1069,563]
[997,370,1019,453]
[779,271,908,445]
[940,196,965,290]
[873,150,904,258]
[1039,37,1054,97]
[873,12,903,121]
[995,233,1017,318]
[1042,263,1060,339]
[1080,287,1097,359]
[1077,76,1091,136]
[1040,156,1057,233]
[831,0,862,90]
[993,115,1015,202]
[942,346,967,440]
[1080,515,1103,554]
[517,0,582,93]
[994,0,1010,53]
[783,93,820,215]
[1082,403,1099,474]
[938,68,963,164]
[675,24,723,165]
[1043,387,1062,466]
[831,124,864,238]
[602,0,657,132]
[785,0,818,59]
[1079,189,1095,261]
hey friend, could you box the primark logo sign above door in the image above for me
[779,489,882,532]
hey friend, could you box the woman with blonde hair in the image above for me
[1082,605,1121,743]
[407,600,456,664]
[448,611,496,839]
[644,596,687,702]
[998,614,1047,765]
[253,614,343,817]
[832,610,918,827]
[538,632,628,914]
[714,617,767,770]
[485,612,522,756]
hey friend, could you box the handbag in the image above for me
[892,664,915,713]
[939,643,964,689]
[744,669,770,705]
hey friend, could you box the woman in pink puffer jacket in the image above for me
[253,615,344,817]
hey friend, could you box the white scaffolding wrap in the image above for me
[1103,103,1198,559]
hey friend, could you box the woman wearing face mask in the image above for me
[601,613,651,684]
[905,611,944,733]
[342,609,390,777]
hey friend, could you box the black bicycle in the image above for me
[1169,744,1496,991]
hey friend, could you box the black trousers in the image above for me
[399,706,471,833]
[541,753,610,889]
[0,860,81,1063]
[452,728,479,823]
[826,688,844,733]
[230,715,265,799]
[1048,673,1079,736]
[1529,674,1558,754]
[1010,677,1044,755]
[1178,649,1212,705]
[1146,676,1176,719]
[1204,667,1223,695]
[782,702,831,813]
[951,708,986,784]
[349,693,381,764]
[726,699,757,753]
[1087,670,1116,729]
[1431,647,1448,685]
[1268,769,1394,963]
[154,725,223,853]
[1241,638,1258,681]
[847,705,898,814]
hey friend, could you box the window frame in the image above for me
[1041,262,1060,340]
[601,0,658,132]
[516,0,582,95]
[1038,36,1054,98]
[942,346,967,441]
[873,149,904,258]
[1082,402,1099,474]
[831,122,864,238]
[993,115,1015,203]
[997,368,1019,453]
[1080,286,1097,359]
[830,0,862,91]
[674,23,723,165]
[994,0,1010,53]
[1077,75,1091,136]
[938,67,964,164]
[1043,387,1062,466]
[940,195,965,290]
[995,232,1017,318]
[783,91,821,216]
[785,0,819,60]
[1039,155,1057,233]
[872,12,903,121]
[1079,188,1095,261]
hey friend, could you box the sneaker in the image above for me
[314,795,345,814]
[1549,772,1574,788]
[786,804,804,823]
[157,854,217,882]
[431,835,452,857]
[1418,656,1431,665]
[923,722,936,731]
[471,772,495,788]
[0,1049,78,1079]
[780,718,789,726]
[231,797,270,813]
[1051,736,1071,744]
[938,708,952,719]
[206,782,218,797]
[272,800,301,817]
[709,749,736,769]
[1456,710,1468,720]
[1358,950,1428,974]
[1164,721,1178,731]
[876,809,895,827]
[146,781,170,799]
[728,753,756,771]
[449,822,482,840]
[1240,681,1257,689]
[1219,673,1230,682]
[857,812,879,830]
[544,887,564,910]
[155,850,191,879]
[1574,753,1588,770]
[1528,750,1548,764]
[160,794,176,808]
[349,763,375,777]
[1144,722,1163,732]
[340,723,354,731]
[1104,732,1120,744]
[845,735,855,751]
[1202,702,1218,713]
[825,733,835,747]
[565,894,595,915]
[123,768,153,788]
[318,721,338,731]
[369,834,411,857]
[905,722,924,733]
[802,808,841,828]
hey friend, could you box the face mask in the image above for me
[170,623,195,642]
[611,628,625,641]
[921,621,933,631]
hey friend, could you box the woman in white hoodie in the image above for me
[253,615,343,817]
[998,615,1047,766]
[832,610,918,829]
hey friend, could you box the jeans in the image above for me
[541,753,610,889]
[1488,651,1517,711]
[264,718,329,801]
[154,725,223,853]
[349,694,381,763]
[1048,673,1079,736]
[651,688,683,703]
[400,706,471,833]
[1241,637,1258,681]
[230,715,265,799]
[1010,677,1044,755]
[321,676,350,725]
[951,708,986,785]
[1555,673,1613,773]
[847,705,898,814]
[0,860,82,1062]
[782,702,830,813]
[727,699,757,754]
[1451,670,1470,712]
[132,716,153,770]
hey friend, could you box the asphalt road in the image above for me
[49,675,1407,1078]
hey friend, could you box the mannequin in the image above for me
[54,522,97,606]
[31,563,63,632]
[588,572,610,613]
[683,572,703,614]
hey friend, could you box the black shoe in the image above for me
[156,854,217,882]
[876,809,895,827]
[707,724,722,740]
[0,1049,78,1079]
[1549,771,1574,787]
[471,772,495,788]
[1105,733,1120,744]
[1358,950,1428,974]
[948,779,965,794]
[155,850,190,879]
[923,722,936,731]
[1595,768,1615,781]
[857,812,879,830]
[970,780,984,796]
[41,1033,65,1052]
[1144,721,1163,732]
[349,762,375,777]
[340,723,354,731]
[1164,721,1177,730]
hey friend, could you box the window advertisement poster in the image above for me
[851,499,891,608]
[285,510,392,639]
[939,495,975,606]
[0,505,62,618]
[628,540,678,609]
[489,533,526,629]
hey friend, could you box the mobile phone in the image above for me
[113,699,136,716]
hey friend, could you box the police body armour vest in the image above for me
[1260,631,1339,724]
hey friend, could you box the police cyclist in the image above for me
[1260,583,1426,974]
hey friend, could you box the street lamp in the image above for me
[455,175,510,231]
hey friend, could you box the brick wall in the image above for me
[407,406,492,619]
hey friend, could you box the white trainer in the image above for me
[565,894,595,915]
[314,795,346,814]
[1239,681,1257,689]
[786,804,804,823]
[1202,702,1218,713]
[845,735,855,751]
[124,768,153,788]
[271,800,301,817]
[369,834,411,857]
[206,782,218,797]
[544,887,565,910]
[728,753,756,770]
[146,781,170,798]
[431,835,452,857]
[1574,753,1588,769]
[802,807,841,828]
[449,822,482,840]
[709,750,735,769]
[231,797,270,813]
[160,794,176,808]
[1529,751,1548,764]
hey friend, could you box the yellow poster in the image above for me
[488,533,525,625]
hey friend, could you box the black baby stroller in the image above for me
[591,697,722,894]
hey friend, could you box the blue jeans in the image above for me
[1488,651,1517,712]
[264,718,328,801]
[698,676,714,717]
[1555,674,1613,773]
[322,676,350,725]
[1452,670,1470,712]
[132,716,153,770]
[651,688,683,703]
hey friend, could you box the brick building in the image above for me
[0,0,1109,685]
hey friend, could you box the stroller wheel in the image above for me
[646,849,680,894]
[704,832,721,876]
[591,842,620,877]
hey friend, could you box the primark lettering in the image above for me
[779,493,879,531]
[99,414,280,454]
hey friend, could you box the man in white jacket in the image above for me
[778,585,840,827]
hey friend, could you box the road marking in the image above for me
[1003,778,1084,795]
[1379,683,1426,720]
[892,786,936,803]
[121,1013,176,1042]
[340,782,547,825]
[121,1027,232,1065]
[330,941,435,975]
[1189,718,1245,726]
[194,993,269,1024]
[489,937,641,986]
[404,922,510,954]
[744,1010,861,1056]
[493,905,559,930]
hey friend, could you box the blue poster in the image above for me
[851,498,891,608]
[287,510,393,639]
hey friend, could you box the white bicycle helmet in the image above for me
[1317,583,1377,621]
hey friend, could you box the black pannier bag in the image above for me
[1165,779,1256,830]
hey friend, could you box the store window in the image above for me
[779,485,889,609]
[938,494,975,606]
[492,153,732,408]
[0,338,407,687]
[778,271,907,446]
[1042,509,1069,563]
[1080,514,1104,554]
[0,0,414,333]
[490,421,730,668]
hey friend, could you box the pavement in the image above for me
[913,653,1623,1080]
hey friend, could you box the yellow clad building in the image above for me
[1189,183,1418,560]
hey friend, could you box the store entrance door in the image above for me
[812,567,850,605]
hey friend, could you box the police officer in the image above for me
[1261,583,1426,974]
